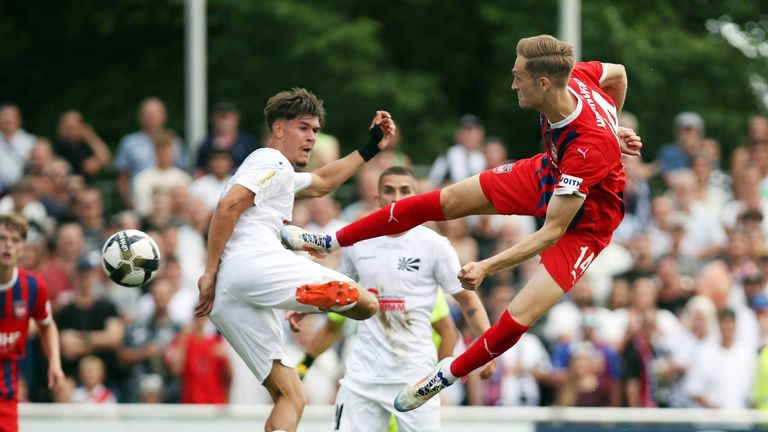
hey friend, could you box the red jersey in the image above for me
[538,61,626,234]
[0,268,51,401]
[171,333,229,404]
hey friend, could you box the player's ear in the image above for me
[272,120,284,139]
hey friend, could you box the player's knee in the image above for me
[355,288,379,319]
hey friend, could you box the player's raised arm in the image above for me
[298,111,396,198]
[600,63,628,114]
[458,194,584,292]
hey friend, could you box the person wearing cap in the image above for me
[427,113,487,186]
[194,99,258,177]
[656,111,705,176]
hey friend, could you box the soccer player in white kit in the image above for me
[293,167,494,432]
[194,88,395,432]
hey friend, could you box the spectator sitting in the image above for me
[70,356,117,403]
[118,277,181,402]
[53,110,112,181]
[39,223,85,307]
[133,130,192,216]
[556,342,612,407]
[0,179,51,234]
[138,373,164,404]
[56,256,124,388]
[25,138,55,176]
[189,150,233,211]
[428,114,487,186]
[0,103,36,193]
[685,309,755,408]
[656,111,705,177]
[341,166,381,222]
[194,99,257,177]
[483,136,510,170]
[167,316,231,404]
[73,188,107,255]
[114,97,185,209]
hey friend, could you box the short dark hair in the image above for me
[264,88,325,129]
[718,308,736,321]
[379,166,417,187]
[0,214,29,240]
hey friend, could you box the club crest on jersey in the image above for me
[493,163,513,174]
[13,301,27,319]
[398,257,420,272]
[256,170,277,190]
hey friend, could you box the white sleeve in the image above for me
[337,248,359,281]
[598,62,608,83]
[293,172,312,193]
[432,235,463,295]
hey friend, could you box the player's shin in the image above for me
[336,189,446,246]
[449,311,529,377]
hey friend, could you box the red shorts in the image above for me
[480,156,612,292]
[0,401,18,432]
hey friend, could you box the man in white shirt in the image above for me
[133,130,193,216]
[293,167,493,431]
[189,150,234,211]
[194,88,395,432]
[0,103,36,193]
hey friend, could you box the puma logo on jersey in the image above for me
[576,148,589,158]
[398,257,421,271]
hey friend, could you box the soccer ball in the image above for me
[101,229,161,287]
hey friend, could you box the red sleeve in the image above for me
[572,61,604,87]
[32,274,51,323]
[553,138,611,198]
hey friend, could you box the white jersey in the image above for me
[338,226,463,390]
[220,148,311,263]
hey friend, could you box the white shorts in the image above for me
[333,382,440,432]
[209,248,355,383]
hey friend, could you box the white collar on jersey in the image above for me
[0,268,18,292]
[548,86,583,129]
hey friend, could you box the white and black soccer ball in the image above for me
[101,229,161,287]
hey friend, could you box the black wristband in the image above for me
[301,353,316,368]
[357,124,384,162]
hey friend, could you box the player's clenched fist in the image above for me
[457,262,487,291]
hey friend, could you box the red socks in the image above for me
[336,189,446,247]
[450,311,529,378]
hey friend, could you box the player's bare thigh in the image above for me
[506,264,566,326]
[440,175,497,219]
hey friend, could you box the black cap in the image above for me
[458,114,481,128]
[76,255,97,272]
[213,99,238,113]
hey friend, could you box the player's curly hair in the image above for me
[0,214,28,240]
[516,35,575,87]
[264,88,326,129]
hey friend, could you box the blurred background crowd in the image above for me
[4,95,768,410]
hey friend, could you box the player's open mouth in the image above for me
[301,148,312,156]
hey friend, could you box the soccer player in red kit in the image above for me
[282,34,643,411]
[0,214,64,431]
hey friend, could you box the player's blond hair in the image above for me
[516,35,575,88]
[0,214,28,240]
[264,88,326,129]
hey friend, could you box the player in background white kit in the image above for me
[290,167,494,432]
[194,88,395,432]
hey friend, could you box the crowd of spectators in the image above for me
[3,97,768,410]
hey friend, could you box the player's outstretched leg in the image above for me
[264,360,305,431]
[281,189,445,253]
[282,177,496,253]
